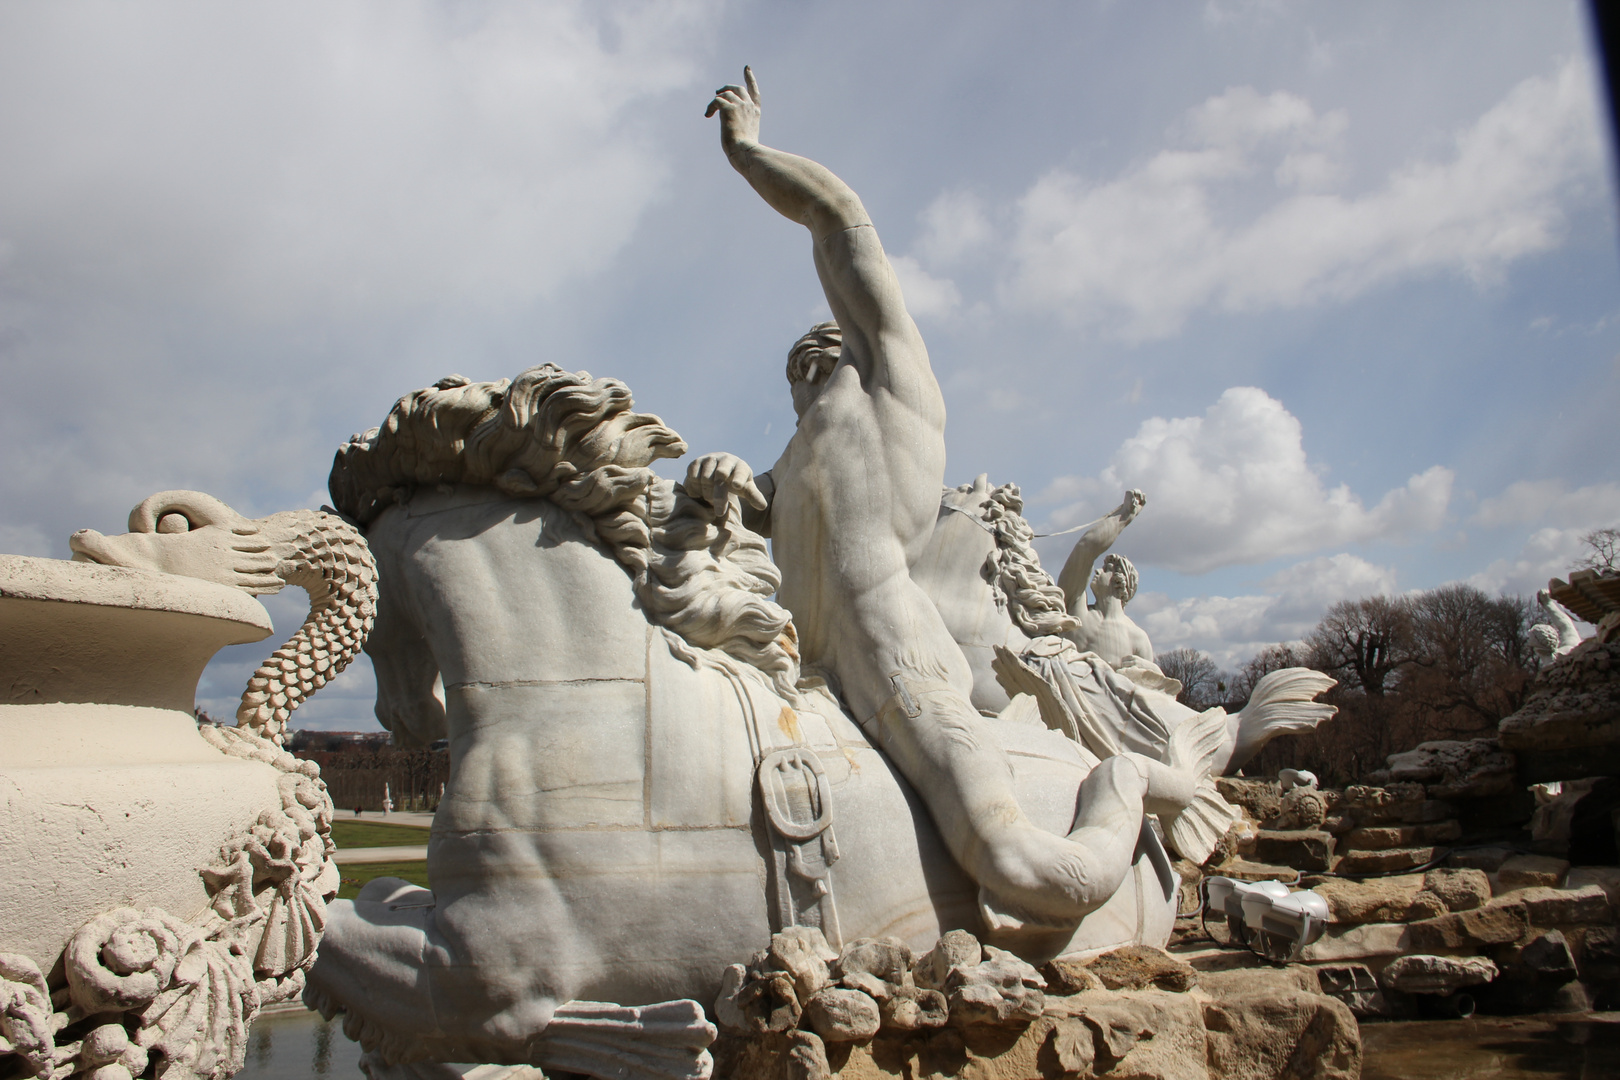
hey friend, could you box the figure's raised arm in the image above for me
[707,67,922,378]
[1056,489,1145,616]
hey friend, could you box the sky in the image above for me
[2,1,1617,732]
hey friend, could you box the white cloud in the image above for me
[1133,552,1397,669]
[1466,525,1595,597]
[997,56,1601,340]
[0,1,717,320]
[1038,387,1452,573]
[914,190,994,266]
[1472,479,1620,529]
[891,255,962,320]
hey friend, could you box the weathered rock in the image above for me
[1082,944,1197,992]
[1567,865,1620,907]
[1333,846,1439,875]
[785,1030,831,1080]
[1479,931,1580,1014]
[912,928,982,991]
[1311,874,1445,924]
[1195,965,1321,997]
[1447,846,1513,872]
[1422,867,1491,912]
[1498,854,1570,888]
[1409,899,1530,950]
[1576,925,1620,988]
[835,937,912,989]
[1201,984,1362,1080]
[802,987,880,1043]
[1254,829,1336,871]
[1217,777,1283,823]
[715,964,755,1035]
[1379,738,1516,800]
[1040,957,1105,996]
[1313,964,1387,1017]
[1211,859,1301,884]
[1499,639,1620,752]
[1342,820,1461,851]
[1516,884,1612,927]
[944,946,1046,1026]
[877,986,947,1031]
[1046,989,1211,1080]
[1380,954,1499,995]
[769,926,839,1002]
[1298,922,1412,963]
[840,970,891,1001]
[1339,782,1430,825]
[729,971,802,1033]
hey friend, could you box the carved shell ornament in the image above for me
[70,489,378,744]
[0,491,373,1079]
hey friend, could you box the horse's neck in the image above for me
[378,487,648,689]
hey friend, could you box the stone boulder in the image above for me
[1373,738,1516,800]
[1422,867,1490,912]
[1379,955,1498,995]
[1200,975,1361,1080]
[1498,853,1570,888]
[1311,874,1445,924]
[1080,945,1198,993]
[1409,898,1531,951]
[1499,638,1620,753]
[1341,820,1461,851]
[1254,830,1335,872]
[802,987,880,1043]
[944,946,1047,1026]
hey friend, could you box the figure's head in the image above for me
[786,321,842,416]
[1529,623,1559,662]
[1092,553,1138,604]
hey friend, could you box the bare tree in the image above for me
[1155,647,1220,707]
[1305,595,1416,697]
[1579,526,1620,572]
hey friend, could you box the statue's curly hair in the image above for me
[978,482,1079,638]
[329,365,800,691]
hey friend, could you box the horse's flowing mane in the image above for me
[976,482,1079,638]
[329,365,800,691]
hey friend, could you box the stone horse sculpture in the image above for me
[305,365,1253,1079]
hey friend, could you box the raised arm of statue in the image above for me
[707,67,925,395]
[1537,587,1584,654]
[1056,489,1146,617]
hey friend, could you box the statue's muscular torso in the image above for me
[765,233,966,719]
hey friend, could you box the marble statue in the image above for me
[287,69,1341,1080]
[1055,491,1153,666]
[1,491,369,1080]
[1531,587,1584,664]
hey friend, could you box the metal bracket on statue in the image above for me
[757,747,843,945]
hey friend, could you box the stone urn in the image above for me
[0,492,372,1080]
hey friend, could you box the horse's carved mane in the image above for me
[330,365,799,691]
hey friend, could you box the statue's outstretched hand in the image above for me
[686,452,769,512]
[705,66,761,157]
[1119,489,1146,521]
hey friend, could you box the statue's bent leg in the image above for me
[862,678,1148,925]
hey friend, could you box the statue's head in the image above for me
[786,321,842,416]
[69,490,284,594]
[1529,623,1559,662]
[1093,553,1138,604]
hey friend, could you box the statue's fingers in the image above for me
[739,477,769,511]
[704,99,720,118]
[744,66,760,104]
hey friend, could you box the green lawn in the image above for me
[330,819,430,849]
[336,860,430,902]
